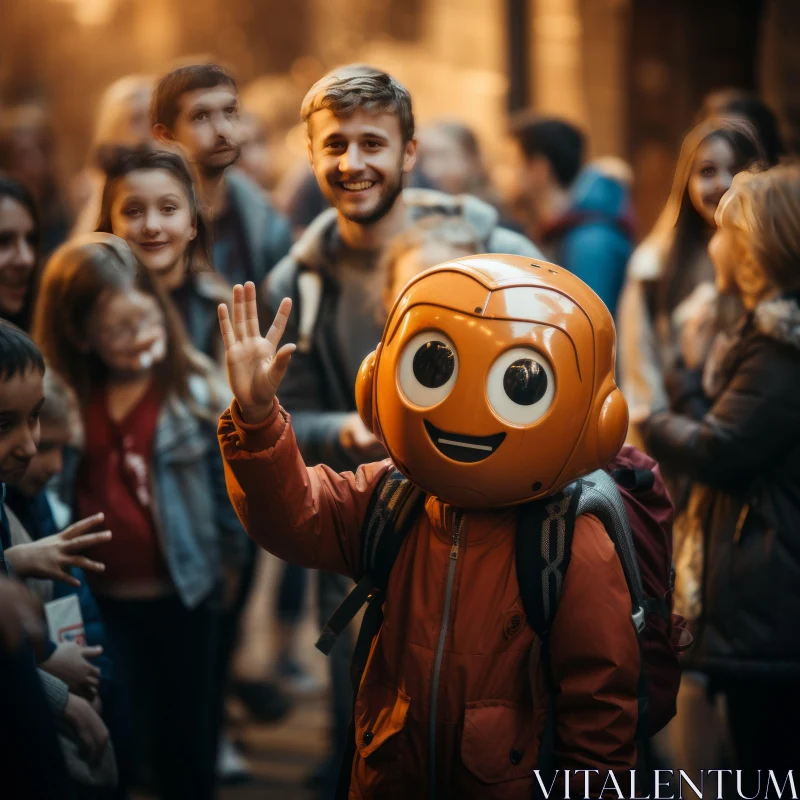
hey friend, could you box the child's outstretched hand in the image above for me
[218,282,295,424]
[5,513,110,587]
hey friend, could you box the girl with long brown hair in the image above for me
[618,117,763,427]
[33,233,240,799]
[95,147,232,362]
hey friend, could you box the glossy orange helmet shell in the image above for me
[355,254,628,508]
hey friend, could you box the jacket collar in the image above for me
[288,188,502,276]
[752,292,800,351]
[423,494,516,547]
[703,293,800,399]
[153,374,217,458]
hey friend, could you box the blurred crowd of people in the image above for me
[0,51,798,800]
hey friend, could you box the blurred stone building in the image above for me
[0,0,797,233]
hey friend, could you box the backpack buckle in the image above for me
[631,606,646,634]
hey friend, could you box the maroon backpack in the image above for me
[608,445,690,733]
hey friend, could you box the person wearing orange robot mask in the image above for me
[217,254,638,798]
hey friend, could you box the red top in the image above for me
[76,381,168,591]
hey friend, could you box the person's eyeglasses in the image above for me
[100,310,164,346]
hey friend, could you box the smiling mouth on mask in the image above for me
[423,420,506,463]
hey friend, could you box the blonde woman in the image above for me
[642,165,800,786]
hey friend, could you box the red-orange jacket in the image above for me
[219,400,639,799]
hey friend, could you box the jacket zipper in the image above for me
[429,508,463,800]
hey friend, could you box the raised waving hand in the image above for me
[218,282,295,424]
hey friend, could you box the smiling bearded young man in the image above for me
[259,64,541,792]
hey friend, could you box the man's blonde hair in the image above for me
[301,65,415,142]
[717,163,800,293]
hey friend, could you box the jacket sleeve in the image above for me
[642,337,800,490]
[218,398,393,579]
[561,224,630,318]
[548,513,639,788]
[37,668,69,716]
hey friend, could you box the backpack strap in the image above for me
[315,469,423,655]
[515,489,581,640]
[518,474,653,791]
[328,470,424,800]
[516,488,581,787]
[295,270,323,354]
[575,470,647,634]
[516,470,648,639]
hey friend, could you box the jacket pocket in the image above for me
[352,683,410,797]
[355,683,410,758]
[460,700,538,785]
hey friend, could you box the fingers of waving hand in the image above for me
[68,554,106,575]
[244,281,262,337]
[260,297,296,393]
[218,302,236,352]
[257,343,295,397]
[265,296,293,352]
[63,531,112,555]
[218,288,293,354]
[232,283,251,341]
[61,513,104,541]
[227,282,264,343]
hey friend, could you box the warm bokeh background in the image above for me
[2,0,799,237]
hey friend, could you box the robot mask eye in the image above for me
[487,347,555,426]
[398,330,458,407]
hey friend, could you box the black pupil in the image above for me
[413,341,454,389]
[503,359,547,405]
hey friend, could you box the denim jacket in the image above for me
[62,373,246,609]
[150,373,246,608]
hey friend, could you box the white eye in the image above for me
[398,331,458,408]
[487,347,555,425]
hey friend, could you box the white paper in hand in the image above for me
[44,595,86,646]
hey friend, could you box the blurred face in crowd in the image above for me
[0,197,37,318]
[123,89,154,146]
[237,112,270,188]
[159,83,241,176]
[0,368,43,485]
[108,169,196,285]
[688,135,738,226]
[418,127,476,196]
[508,144,551,218]
[16,417,70,496]
[4,131,50,201]
[84,288,167,378]
[307,108,417,225]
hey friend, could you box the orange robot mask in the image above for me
[355,255,628,508]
